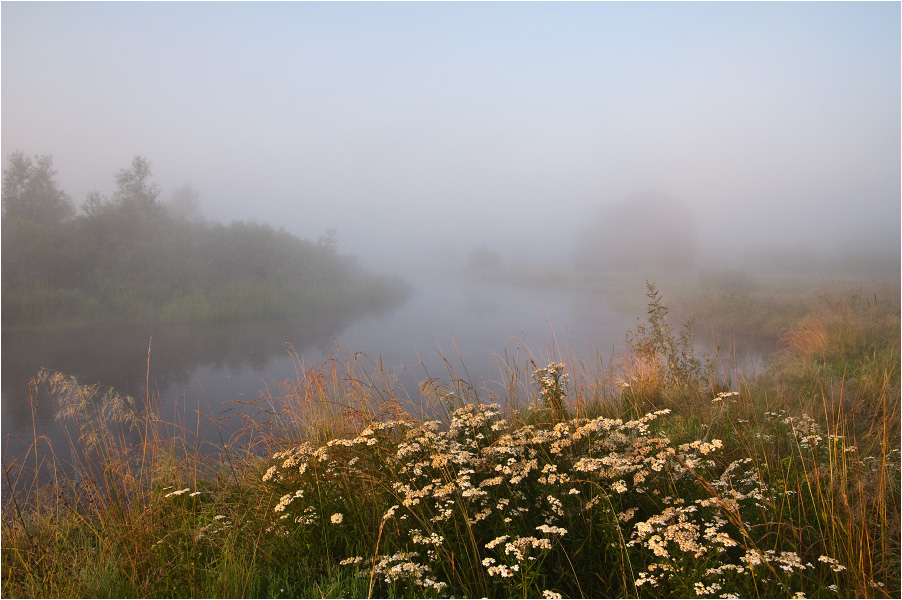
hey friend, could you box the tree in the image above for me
[465,244,503,276]
[113,155,161,207]
[317,228,339,254]
[573,191,699,273]
[165,183,203,222]
[81,190,109,217]
[1,151,74,224]
[103,155,166,235]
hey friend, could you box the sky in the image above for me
[2,1,900,270]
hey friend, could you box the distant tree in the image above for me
[317,228,339,254]
[165,184,203,222]
[574,191,699,273]
[465,244,503,275]
[80,190,109,217]
[102,155,167,241]
[1,151,74,224]
[112,155,162,209]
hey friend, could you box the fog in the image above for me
[3,1,899,274]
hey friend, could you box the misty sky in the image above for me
[2,1,899,268]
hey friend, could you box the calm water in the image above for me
[1,273,775,470]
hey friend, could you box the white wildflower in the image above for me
[818,555,846,572]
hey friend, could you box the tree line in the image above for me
[1,153,408,327]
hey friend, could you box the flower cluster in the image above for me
[259,374,849,598]
[533,362,569,420]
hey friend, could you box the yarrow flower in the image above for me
[536,524,568,536]
[330,512,344,524]
[818,555,846,572]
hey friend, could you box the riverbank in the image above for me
[2,280,898,598]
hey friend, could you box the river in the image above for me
[1,272,775,475]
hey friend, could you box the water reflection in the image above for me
[1,275,777,475]
[1,305,389,466]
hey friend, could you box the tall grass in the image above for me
[2,282,898,598]
[1,281,105,327]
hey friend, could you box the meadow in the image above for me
[1,279,898,598]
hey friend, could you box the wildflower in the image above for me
[165,488,190,498]
[711,532,737,547]
[543,591,563,599]
[471,509,492,523]
[617,508,637,523]
[741,549,765,568]
[536,524,568,536]
[818,555,846,572]
[695,581,722,596]
[274,493,294,512]
[867,580,885,589]
[262,466,278,481]
[330,513,343,524]
[486,535,509,550]
[479,476,504,488]
[612,480,628,494]
[713,391,739,402]
[487,564,519,578]
[775,551,805,572]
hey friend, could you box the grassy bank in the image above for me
[2,282,898,598]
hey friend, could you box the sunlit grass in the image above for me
[2,281,898,598]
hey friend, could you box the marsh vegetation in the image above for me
[2,281,897,598]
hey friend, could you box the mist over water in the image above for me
[1,273,637,462]
[1,3,898,467]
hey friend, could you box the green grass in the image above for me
[2,281,898,598]
[1,281,106,327]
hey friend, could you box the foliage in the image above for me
[618,282,719,416]
[1,151,75,224]
[1,153,409,327]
